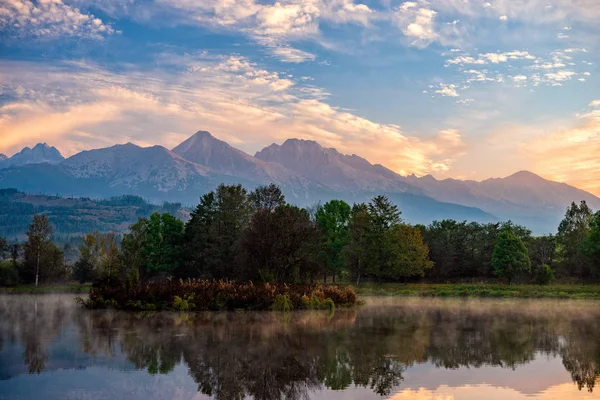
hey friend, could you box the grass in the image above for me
[354,282,600,300]
[0,282,92,294]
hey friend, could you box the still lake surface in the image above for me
[0,294,599,400]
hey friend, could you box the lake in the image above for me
[0,295,599,400]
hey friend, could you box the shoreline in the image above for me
[355,282,600,300]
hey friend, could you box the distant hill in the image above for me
[402,170,600,233]
[0,189,188,241]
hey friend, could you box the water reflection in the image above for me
[0,295,599,399]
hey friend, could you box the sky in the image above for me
[0,0,599,195]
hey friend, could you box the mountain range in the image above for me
[1,130,599,234]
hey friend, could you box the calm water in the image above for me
[0,295,599,400]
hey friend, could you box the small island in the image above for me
[2,183,600,309]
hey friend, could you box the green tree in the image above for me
[24,214,53,287]
[182,192,218,278]
[143,213,184,275]
[557,201,593,278]
[346,203,370,285]
[183,184,252,279]
[492,230,531,283]
[74,233,99,283]
[367,195,402,280]
[0,236,7,260]
[583,211,600,277]
[120,218,149,283]
[315,200,351,283]
[10,243,21,269]
[99,232,120,279]
[528,235,557,275]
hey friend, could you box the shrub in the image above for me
[173,293,196,311]
[536,264,555,285]
[0,261,19,287]
[82,280,358,311]
[272,294,293,312]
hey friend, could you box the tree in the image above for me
[383,224,433,280]
[346,203,370,285]
[236,205,318,283]
[583,211,600,277]
[183,184,252,279]
[315,200,351,283]
[492,230,531,283]
[0,236,7,260]
[528,235,557,270]
[10,243,21,269]
[367,196,402,280]
[120,218,149,283]
[557,201,593,277]
[78,232,101,275]
[182,192,218,278]
[99,232,120,279]
[249,184,285,211]
[25,214,53,287]
[143,213,184,275]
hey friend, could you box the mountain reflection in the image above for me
[1,295,599,399]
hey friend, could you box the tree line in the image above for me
[1,183,600,286]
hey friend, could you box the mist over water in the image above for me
[1,295,599,400]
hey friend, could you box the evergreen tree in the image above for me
[366,195,402,280]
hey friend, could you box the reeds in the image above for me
[82,279,357,311]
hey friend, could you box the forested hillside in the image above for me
[0,189,188,240]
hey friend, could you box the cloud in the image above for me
[522,100,600,195]
[441,46,591,94]
[133,0,377,62]
[0,0,115,39]
[267,46,316,63]
[434,83,459,97]
[0,56,466,176]
[394,3,438,47]
[447,51,536,65]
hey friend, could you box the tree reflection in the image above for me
[1,296,600,397]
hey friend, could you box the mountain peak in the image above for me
[255,138,420,193]
[0,143,64,168]
[0,154,7,161]
[505,170,544,181]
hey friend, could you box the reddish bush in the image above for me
[84,280,358,311]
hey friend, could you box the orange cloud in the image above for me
[522,101,600,196]
[389,383,598,400]
[0,57,466,176]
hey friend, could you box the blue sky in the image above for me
[0,0,599,194]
